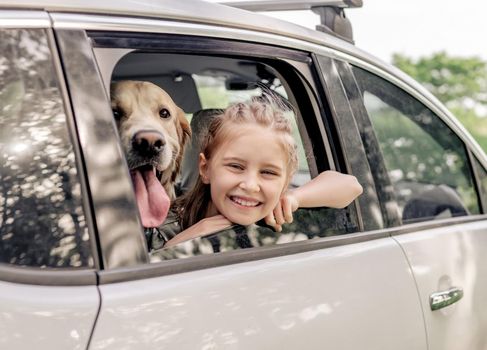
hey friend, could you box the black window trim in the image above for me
[467,148,486,213]
[88,31,311,63]
[334,60,402,227]
[313,54,385,232]
[49,28,101,271]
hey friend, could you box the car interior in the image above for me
[90,47,359,259]
[103,50,313,191]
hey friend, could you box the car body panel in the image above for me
[0,9,50,28]
[91,238,426,350]
[393,219,487,350]
[0,280,99,349]
[2,0,350,52]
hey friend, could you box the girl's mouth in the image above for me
[229,195,261,207]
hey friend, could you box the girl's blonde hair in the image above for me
[175,97,298,229]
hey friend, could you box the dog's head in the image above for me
[110,80,191,227]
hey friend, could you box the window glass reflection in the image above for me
[353,66,479,224]
[150,207,356,261]
[0,29,92,267]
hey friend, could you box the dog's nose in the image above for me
[132,131,166,156]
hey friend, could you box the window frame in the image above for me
[334,60,403,227]
[314,55,385,231]
[470,154,487,212]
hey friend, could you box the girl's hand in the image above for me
[265,191,299,232]
[164,215,233,248]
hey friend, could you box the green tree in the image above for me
[392,52,487,151]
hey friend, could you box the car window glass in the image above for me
[0,29,92,268]
[352,65,480,224]
[150,206,357,261]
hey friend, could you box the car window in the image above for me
[111,52,311,188]
[352,65,480,224]
[92,40,360,261]
[0,29,92,268]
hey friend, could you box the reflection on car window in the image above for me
[0,29,92,268]
[150,207,356,262]
[352,66,480,224]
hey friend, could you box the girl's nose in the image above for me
[239,175,260,192]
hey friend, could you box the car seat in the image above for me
[177,108,224,195]
[402,184,469,223]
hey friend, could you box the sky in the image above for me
[209,0,487,63]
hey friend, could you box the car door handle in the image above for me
[429,287,464,311]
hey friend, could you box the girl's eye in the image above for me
[227,163,244,170]
[261,170,279,176]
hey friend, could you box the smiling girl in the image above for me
[150,99,363,249]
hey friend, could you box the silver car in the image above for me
[1,1,487,349]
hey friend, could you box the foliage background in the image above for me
[392,52,487,151]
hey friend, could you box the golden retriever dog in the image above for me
[111,80,191,227]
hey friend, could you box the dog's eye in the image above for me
[112,107,123,120]
[159,108,171,119]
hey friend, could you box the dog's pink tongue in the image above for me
[132,168,170,228]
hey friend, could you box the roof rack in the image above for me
[220,0,363,44]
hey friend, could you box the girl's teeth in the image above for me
[232,196,259,207]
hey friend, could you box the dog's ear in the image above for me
[171,107,192,182]
[177,106,192,148]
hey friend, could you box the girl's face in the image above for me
[199,124,289,226]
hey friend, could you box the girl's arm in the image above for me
[290,170,362,209]
[266,170,363,230]
[164,215,232,248]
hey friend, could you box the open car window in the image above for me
[93,38,360,261]
[109,51,312,189]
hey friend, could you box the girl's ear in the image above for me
[199,153,210,184]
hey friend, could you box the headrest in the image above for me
[178,109,224,194]
[148,74,202,113]
[402,184,469,223]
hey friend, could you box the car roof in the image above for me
[2,0,355,52]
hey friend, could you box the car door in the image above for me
[337,60,487,350]
[0,11,100,349]
[54,13,428,350]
